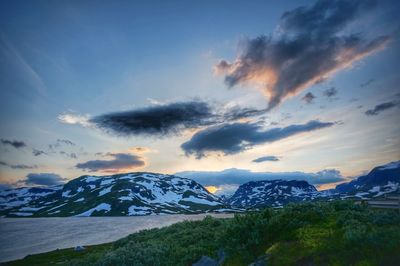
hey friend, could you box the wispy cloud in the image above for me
[323,87,338,98]
[360,78,375,87]
[365,101,399,116]
[58,113,91,127]
[181,120,335,158]
[0,35,47,97]
[32,149,47,156]
[0,161,37,169]
[215,0,390,110]
[252,155,280,163]
[1,139,26,149]
[302,92,316,104]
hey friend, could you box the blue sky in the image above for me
[0,0,399,193]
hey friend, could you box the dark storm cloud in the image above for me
[323,87,338,98]
[176,168,345,186]
[32,149,46,156]
[21,173,66,186]
[252,155,280,163]
[365,101,399,116]
[0,161,37,169]
[1,139,26,149]
[302,92,316,103]
[215,0,390,110]
[76,153,145,172]
[90,101,267,136]
[90,101,214,136]
[181,120,335,158]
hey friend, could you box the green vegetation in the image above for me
[5,201,400,266]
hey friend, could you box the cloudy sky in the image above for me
[0,0,399,194]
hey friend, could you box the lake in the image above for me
[0,213,233,263]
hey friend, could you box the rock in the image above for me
[74,246,85,252]
[192,256,218,266]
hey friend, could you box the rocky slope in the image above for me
[0,172,229,217]
[0,186,61,211]
[227,180,318,208]
[335,161,399,199]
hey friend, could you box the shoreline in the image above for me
[0,213,234,263]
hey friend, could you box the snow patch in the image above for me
[98,186,113,196]
[75,203,111,217]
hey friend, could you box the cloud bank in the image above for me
[181,120,335,158]
[76,153,145,173]
[21,173,66,186]
[215,0,390,110]
[176,168,345,188]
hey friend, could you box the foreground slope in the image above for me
[1,172,228,217]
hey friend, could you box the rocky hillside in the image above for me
[0,172,229,217]
[335,161,399,198]
[0,186,61,211]
[228,180,318,208]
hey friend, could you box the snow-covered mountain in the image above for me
[0,186,61,211]
[0,172,229,217]
[334,161,399,199]
[1,161,398,216]
[228,180,318,208]
[225,161,399,208]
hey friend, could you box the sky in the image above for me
[0,0,399,194]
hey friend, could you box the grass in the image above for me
[3,201,400,266]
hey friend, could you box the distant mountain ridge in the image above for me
[0,186,60,211]
[335,161,400,195]
[228,180,318,208]
[0,161,398,216]
[226,161,399,208]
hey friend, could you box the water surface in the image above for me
[0,213,233,263]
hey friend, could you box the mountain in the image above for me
[228,180,318,208]
[227,161,400,208]
[0,172,229,217]
[1,161,398,216]
[335,161,400,198]
[0,186,61,212]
